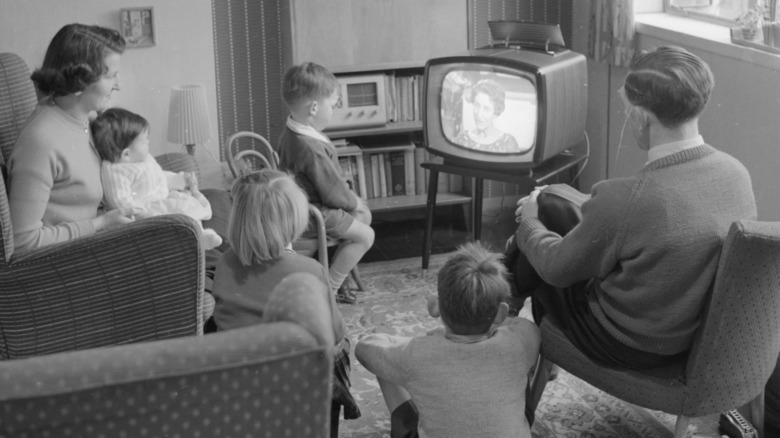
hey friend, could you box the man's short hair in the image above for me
[623,45,714,128]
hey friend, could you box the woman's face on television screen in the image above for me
[472,92,497,130]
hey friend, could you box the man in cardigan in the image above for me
[507,46,757,381]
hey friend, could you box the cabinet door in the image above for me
[289,0,468,70]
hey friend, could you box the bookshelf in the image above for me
[284,0,471,219]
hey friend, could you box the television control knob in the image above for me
[358,110,365,117]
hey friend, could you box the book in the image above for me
[370,154,381,198]
[339,157,355,192]
[388,150,406,196]
[336,143,366,198]
[404,147,415,195]
[437,166,449,194]
[363,154,374,199]
[377,153,388,197]
[354,154,367,200]
[385,72,397,123]
[411,75,419,121]
[414,147,426,195]
[448,173,463,193]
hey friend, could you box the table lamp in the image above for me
[167,84,212,155]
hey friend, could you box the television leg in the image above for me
[422,169,440,270]
[473,177,483,242]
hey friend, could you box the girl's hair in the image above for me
[469,79,506,116]
[623,45,714,128]
[437,242,510,335]
[282,62,339,110]
[90,108,149,163]
[228,169,310,266]
[32,23,126,97]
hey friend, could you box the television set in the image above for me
[423,44,587,170]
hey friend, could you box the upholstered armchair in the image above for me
[529,219,780,437]
[0,52,205,359]
[0,273,335,437]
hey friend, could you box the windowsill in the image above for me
[636,13,780,71]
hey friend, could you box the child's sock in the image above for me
[329,268,349,294]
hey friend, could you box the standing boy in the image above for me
[356,242,540,438]
[277,62,375,303]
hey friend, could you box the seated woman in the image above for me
[8,24,137,251]
[506,46,757,394]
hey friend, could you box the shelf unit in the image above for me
[326,66,473,214]
[285,0,470,216]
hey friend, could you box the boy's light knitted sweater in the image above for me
[356,317,540,438]
[516,144,756,354]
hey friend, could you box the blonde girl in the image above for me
[212,169,360,434]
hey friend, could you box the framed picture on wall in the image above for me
[120,7,155,48]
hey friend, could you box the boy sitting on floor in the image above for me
[356,242,540,438]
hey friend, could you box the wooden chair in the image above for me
[528,219,780,437]
[225,131,365,291]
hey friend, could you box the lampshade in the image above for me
[167,84,212,154]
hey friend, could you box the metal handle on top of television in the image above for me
[487,21,566,54]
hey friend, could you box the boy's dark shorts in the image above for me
[390,399,419,438]
[319,205,354,239]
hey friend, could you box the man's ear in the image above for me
[308,100,319,116]
[633,105,653,128]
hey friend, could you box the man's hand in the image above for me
[514,185,547,223]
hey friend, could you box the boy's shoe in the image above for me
[336,285,357,304]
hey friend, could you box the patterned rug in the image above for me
[337,254,721,438]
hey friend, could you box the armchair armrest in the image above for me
[0,214,204,359]
[0,322,332,437]
[155,152,201,180]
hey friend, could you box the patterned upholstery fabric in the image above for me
[538,219,780,417]
[0,53,205,359]
[0,279,334,437]
[0,53,36,165]
[156,151,203,182]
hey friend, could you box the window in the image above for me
[665,0,777,25]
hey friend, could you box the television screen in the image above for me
[441,70,537,155]
[424,47,587,170]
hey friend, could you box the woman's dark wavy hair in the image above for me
[623,46,714,128]
[90,108,148,163]
[469,79,506,116]
[32,23,126,97]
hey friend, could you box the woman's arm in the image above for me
[8,132,99,251]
